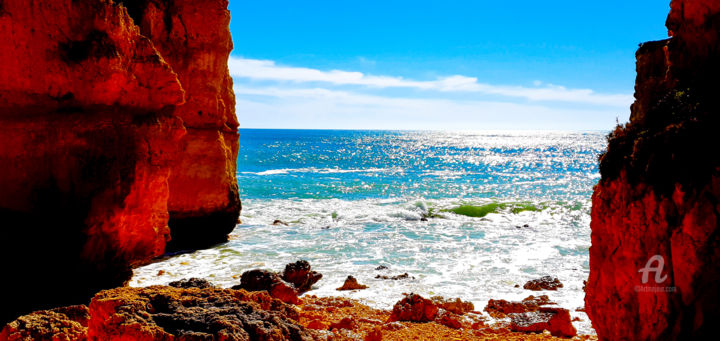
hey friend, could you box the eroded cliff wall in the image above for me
[120,0,241,250]
[585,0,720,339]
[0,0,239,323]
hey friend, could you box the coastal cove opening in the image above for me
[131,129,603,335]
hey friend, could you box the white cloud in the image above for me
[229,57,632,107]
[233,86,627,130]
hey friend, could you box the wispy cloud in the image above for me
[233,85,624,130]
[229,57,632,107]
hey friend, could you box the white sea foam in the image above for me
[131,197,595,334]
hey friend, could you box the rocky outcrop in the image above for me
[232,269,301,305]
[88,286,311,340]
[0,0,239,323]
[0,305,90,341]
[337,276,368,291]
[509,306,576,338]
[119,0,241,250]
[523,276,563,291]
[585,0,720,339]
[2,286,315,341]
[281,260,323,293]
[388,294,439,323]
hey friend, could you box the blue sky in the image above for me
[228,1,670,130]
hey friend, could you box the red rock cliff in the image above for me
[0,0,239,323]
[119,0,241,250]
[585,0,720,339]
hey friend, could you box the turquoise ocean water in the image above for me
[131,129,606,333]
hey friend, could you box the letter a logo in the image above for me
[638,255,668,284]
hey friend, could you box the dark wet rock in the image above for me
[88,286,314,340]
[337,276,368,291]
[375,265,388,271]
[281,260,323,293]
[509,306,577,338]
[484,295,553,318]
[232,269,300,304]
[388,293,438,322]
[0,305,90,341]
[272,219,289,226]
[431,296,475,315]
[168,277,214,289]
[523,276,563,291]
[375,273,414,280]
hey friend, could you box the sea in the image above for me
[130,129,606,334]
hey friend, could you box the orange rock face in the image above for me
[0,0,239,323]
[120,0,241,250]
[585,0,720,339]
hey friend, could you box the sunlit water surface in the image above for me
[131,129,606,334]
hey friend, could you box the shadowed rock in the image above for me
[523,276,563,291]
[509,306,577,338]
[168,278,214,289]
[281,260,323,293]
[233,269,300,304]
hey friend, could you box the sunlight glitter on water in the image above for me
[131,130,605,335]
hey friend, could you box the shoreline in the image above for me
[1,280,597,341]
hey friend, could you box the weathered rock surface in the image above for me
[431,296,475,315]
[523,276,563,291]
[87,286,312,340]
[168,277,214,289]
[0,0,239,323]
[120,0,241,250]
[232,269,301,305]
[509,306,577,338]
[1,286,312,340]
[337,276,368,291]
[485,295,552,318]
[585,0,720,339]
[281,260,323,293]
[0,305,90,341]
[388,294,439,323]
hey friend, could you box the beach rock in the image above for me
[437,312,463,329]
[388,294,438,322]
[273,220,289,226]
[364,327,383,341]
[329,317,357,331]
[0,0,239,323]
[509,306,577,338]
[585,0,720,339]
[484,295,552,318]
[375,265,389,270]
[87,286,313,340]
[233,269,300,304]
[0,305,90,341]
[375,273,414,280]
[523,276,563,291]
[337,276,369,291]
[431,296,474,315]
[281,260,323,293]
[168,278,214,289]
